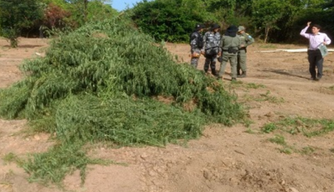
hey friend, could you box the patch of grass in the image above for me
[261,116,334,137]
[329,86,334,91]
[245,128,256,134]
[245,83,266,89]
[279,147,294,154]
[2,153,23,165]
[242,119,254,128]
[227,81,265,90]
[300,146,315,155]
[241,90,284,104]
[268,135,313,155]
[262,123,278,133]
[256,91,284,103]
[329,148,334,153]
[268,134,286,145]
[22,143,112,185]
[268,135,294,154]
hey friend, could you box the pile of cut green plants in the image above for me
[0,16,245,185]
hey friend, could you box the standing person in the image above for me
[190,24,204,68]
[237,26,254,78]
[300,22,331,81]
[201,23,221,76]
[218,25,241,81]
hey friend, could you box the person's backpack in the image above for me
[190,32,204,49]
[197,35,204,49]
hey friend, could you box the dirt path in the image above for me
[0,38,333,192]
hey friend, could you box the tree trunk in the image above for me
[264,26,271,43]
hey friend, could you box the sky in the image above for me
[110,0,142,11]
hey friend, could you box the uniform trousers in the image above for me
[204,54,218,75]
[237,49,247,74]
[218,52,238,79]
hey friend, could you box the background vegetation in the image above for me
[1,0,334,46]
[130,0,334,43]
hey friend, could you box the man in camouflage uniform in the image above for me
[190,24,204,68]
[237,26,254,78]
[218,25,241,81]
[201,23,221,76]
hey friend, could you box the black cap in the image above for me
[211,23,221,30]
[195,23,204,30]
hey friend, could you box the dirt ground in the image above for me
[0,37,334,192]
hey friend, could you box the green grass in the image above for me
[244,128,256,134]
[263,116,333,155]
[268,135,293,154]
[227,81,266,90]
[256,91,284,103]
[261,116,334,137]
[22,143,112,185]
[262,123,278,133]
[2,153,22,165]
[241,90,284,104]
[279,147,294,154]
[268,135,315,155]
[246,83,266,89]
[268,134,286,145]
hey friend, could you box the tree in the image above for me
[0,0,43,47]
[66,0,115,27]
[86,0,117,22]
[131,0,216,42]
[251,0,285,43]
[43,3,72,29]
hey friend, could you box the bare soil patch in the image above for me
[0,37,334,192]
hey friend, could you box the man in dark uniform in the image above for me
[201,23,221,76]
[190,24,204,68]
[218,25,241,81]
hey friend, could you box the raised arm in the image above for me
[300,22,311,39]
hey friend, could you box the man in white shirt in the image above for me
[300,22,331,81]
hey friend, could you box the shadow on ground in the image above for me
[262,69,310,80]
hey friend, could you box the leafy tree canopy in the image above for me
[131,0,217,42]
[0,0,43,47]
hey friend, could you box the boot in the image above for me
[237,71,247,78]
[211,62,217,76]
[211,69,217,77]
[237,65,241,75]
